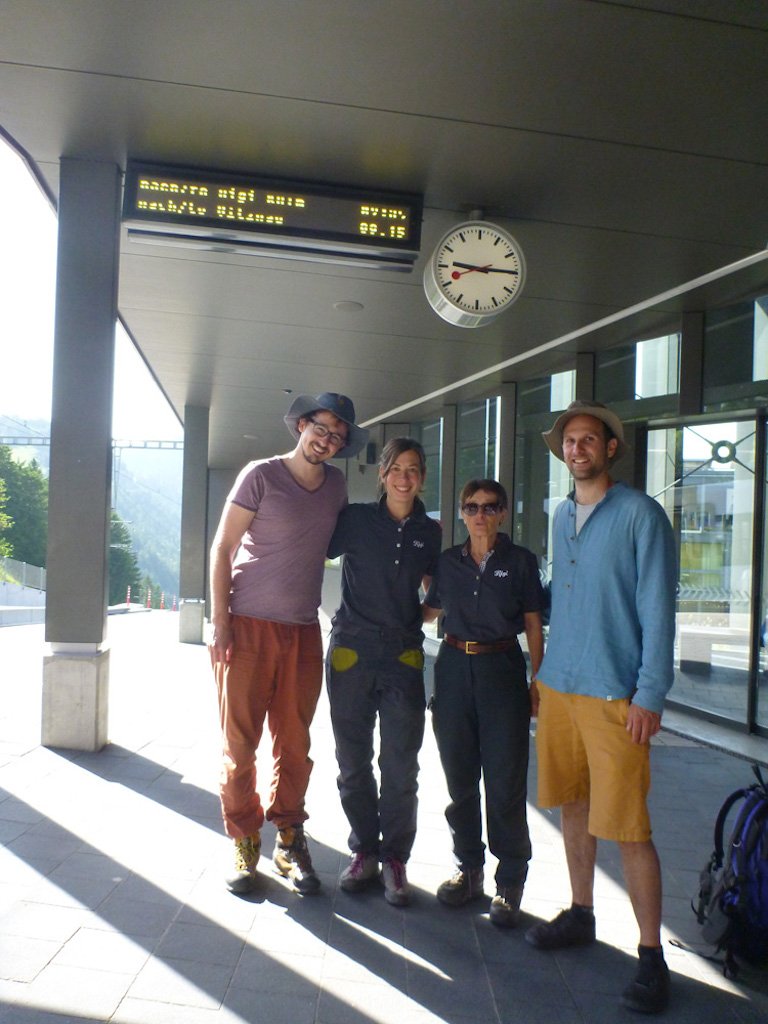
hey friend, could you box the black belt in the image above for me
[443,634,514,655]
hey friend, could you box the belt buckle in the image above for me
[464,640,478,655]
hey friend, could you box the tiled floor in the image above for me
[1,594,768,1023]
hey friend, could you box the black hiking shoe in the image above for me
[620,947,670,1014]
[525,906,596,949]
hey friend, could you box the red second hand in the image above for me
[451,264,492,280]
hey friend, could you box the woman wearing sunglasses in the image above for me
[423,478,543,927]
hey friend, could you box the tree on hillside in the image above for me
[137,571,163,608]
[0,446,48,566]
[108,510,142,606]
[0,477,12,558]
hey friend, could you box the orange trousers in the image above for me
[213,615,323,838]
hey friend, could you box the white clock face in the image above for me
[424,221,526,328]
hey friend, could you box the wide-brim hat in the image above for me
[284,392,369,459]
[542,400,627,462]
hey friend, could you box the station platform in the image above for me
[1,593,767,1023]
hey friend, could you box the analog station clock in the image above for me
[423,220,526,328]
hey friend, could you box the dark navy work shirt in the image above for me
[328,496,442,643]
[425,533,543,642]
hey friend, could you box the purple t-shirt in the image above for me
[228,456,347,625]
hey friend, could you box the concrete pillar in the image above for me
[179,405,210,644]
[43,158,121,751]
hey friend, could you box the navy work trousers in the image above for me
[326,633,426,862]
[431,642,532,887]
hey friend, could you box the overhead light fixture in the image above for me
[333,301,364,312]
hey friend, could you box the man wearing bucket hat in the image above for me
[209,392,368,896]
[525,401,677,1014]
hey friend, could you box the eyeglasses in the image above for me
[307,418,347,449]
[461,502,503,516]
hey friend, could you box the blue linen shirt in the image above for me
[424,533,543,642]
[538,482,677,714]
[328,496,442,644]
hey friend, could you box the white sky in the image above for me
[0,139,183,442]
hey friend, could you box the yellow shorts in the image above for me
[535,681,651,842]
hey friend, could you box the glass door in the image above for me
[648,420,757,724]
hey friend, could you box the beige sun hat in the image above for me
[542,400,628,462]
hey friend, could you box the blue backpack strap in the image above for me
[712,787,751,869]
[731,794,768,920]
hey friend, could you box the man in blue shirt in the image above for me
[525,401,677,1015]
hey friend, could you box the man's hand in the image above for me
[626,702,661,745]
[209,617,234,666]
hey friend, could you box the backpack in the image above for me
[694,765,768,979]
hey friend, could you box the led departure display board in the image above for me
[122,162,422,259]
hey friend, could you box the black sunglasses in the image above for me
[461,502,502,516]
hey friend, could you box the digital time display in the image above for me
[122,162,422,259]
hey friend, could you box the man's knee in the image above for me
[561,798,590,818]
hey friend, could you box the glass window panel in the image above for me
[648,420,756,724]
[704,304,754,390]
[518,377,553,417]
[411,417,442,518]
[596,344,636,403]
[700,298,768,410]
[635,334,679,399]
[597,335,679,404]
[513,383,572,572]
[550,370,575,410]
[454,398,498,519]
[757,420,768,730]
[753,297,768,383]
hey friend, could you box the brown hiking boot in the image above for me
[273,825,320,895]
[489,885,524,928]
[226,833,261,893]
[436,866,484,906]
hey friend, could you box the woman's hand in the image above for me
[529,679,540,718]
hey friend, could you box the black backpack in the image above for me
[693,765,768,979]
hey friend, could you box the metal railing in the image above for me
[0,556,46,591]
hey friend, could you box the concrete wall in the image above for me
[0,581,46,625]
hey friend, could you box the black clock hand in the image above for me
[452,261,518,276]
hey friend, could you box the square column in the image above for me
[43,158,121,751]
[179,405,210,644]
